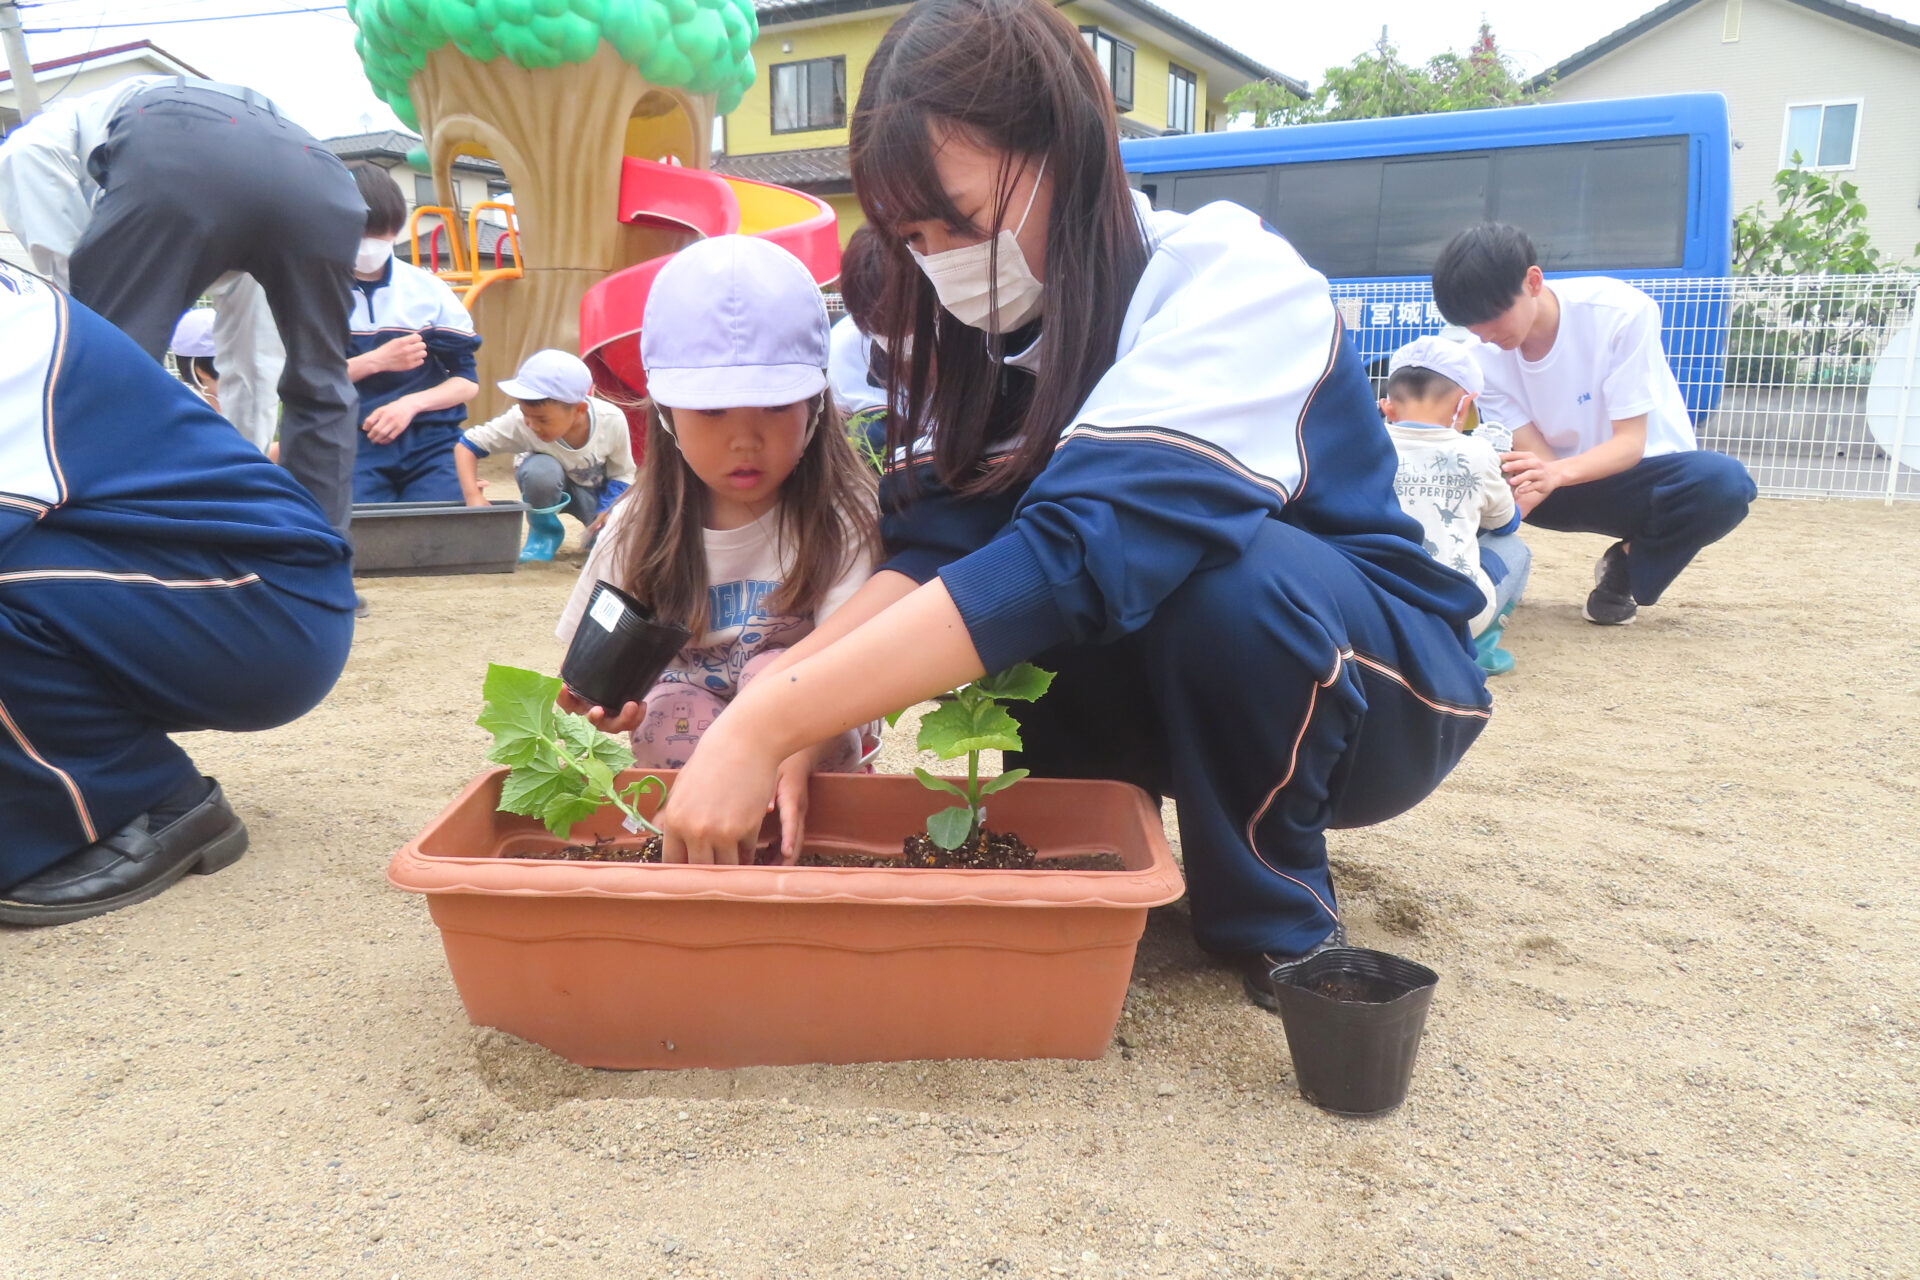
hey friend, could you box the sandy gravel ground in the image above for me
[4,492,1918,1280]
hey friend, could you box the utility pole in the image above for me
[0,1,42,121]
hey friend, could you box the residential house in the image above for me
[321,130,517,267]
[716,0,1301,242]
[0,40,209,271]
[1537,0,1920,258]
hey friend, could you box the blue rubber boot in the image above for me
[1474,618,1516,677]
[519,502,568,563]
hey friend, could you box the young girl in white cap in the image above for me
[556,235,879,855]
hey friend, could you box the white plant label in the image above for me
[621,815,642,834]
[590,589,626,633]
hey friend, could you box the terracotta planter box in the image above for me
[389,769,1185,1069]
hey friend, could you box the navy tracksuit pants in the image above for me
[1007,519,1491,957]
[1526,451,1756,604]
[352,421,464,504]
[0,529,353,890]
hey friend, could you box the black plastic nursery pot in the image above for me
[560,580,692,712]
[1273,947,1439,1116]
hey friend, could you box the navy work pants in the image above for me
[0,527,353,890]
[1525,451,1756,605]
[1008,520,1491,957]
[67,83,366,536]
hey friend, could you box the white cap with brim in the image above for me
[1389,334,1484,397]
[170,308,216,358]
[641,234,830,411]
[498,348,593,403]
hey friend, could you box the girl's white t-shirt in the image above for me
[1469,276,1697,461]
[557,496,873,700]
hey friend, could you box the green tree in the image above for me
[348,0,759,131]
[1727,163,1916,387]
[1732,161,1911,275]
[1227,21,1545,127]
[346,0,760,408]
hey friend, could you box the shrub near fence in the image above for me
[1331,274,1920,502]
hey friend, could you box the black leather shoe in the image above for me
[0,777,248,926]
[1240,923,1350,1012]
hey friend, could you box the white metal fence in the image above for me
[1330,274,1920,502]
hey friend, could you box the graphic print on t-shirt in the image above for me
[669,578,808,693]
[1392,453,1480,576]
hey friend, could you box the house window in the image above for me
[771,56,846,133]
[413,174,437,208]
[1080,27,1135,111]
[1167,64,1197,134]
[1781,100,1860,169]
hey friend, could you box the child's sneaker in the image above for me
[1583,541,1637,625]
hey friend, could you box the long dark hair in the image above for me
[615,396,879,635]
[850,0,1151,493]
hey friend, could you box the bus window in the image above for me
[1270,158,1383,280]
[1376,153,1490,276]
[1492,138,1688,270]
[1170,168,1270,219]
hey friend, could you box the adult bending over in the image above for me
[626,0,1492,1006]
[0,268,355,926]
[0,76,366,535]
[1433,224,1756,625]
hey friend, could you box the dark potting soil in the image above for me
[1307,973,1409,1004]
[521,830,1125,871]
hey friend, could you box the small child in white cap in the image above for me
[169,308,220,413]
[1381,335,1530,676]
[554,235,880,852]
[455,349,637,561]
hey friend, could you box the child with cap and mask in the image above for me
[1382,335,1531,675]
[554,235,881,862]
[454,349,636,562]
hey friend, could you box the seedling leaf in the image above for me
[917,699,1023,758]
[478,663,565,767]
[540,792,603,839]
[977,768,1030,797]
[926,805,975,851]
[912,767,969,799]
[974,663,1054,703]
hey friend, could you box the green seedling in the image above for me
[894,664,1055,851]
[477,663,666,840]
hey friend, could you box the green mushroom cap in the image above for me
[347,0,759,128]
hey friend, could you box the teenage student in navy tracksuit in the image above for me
[0,266,354,926]
[344,163,480,504]
[609,0,1493,1009]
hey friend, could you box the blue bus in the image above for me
[1119,94,1734,414]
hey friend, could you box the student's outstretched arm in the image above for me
[658,578,983,865]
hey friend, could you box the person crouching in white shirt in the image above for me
[1433,224,1755,626]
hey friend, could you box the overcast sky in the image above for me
[15,0,1920,138]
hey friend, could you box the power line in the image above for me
[25,3,346,31]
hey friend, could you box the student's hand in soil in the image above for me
[363,400,418,445]
[372,333,428,374]
[657,714,779,866]
[556,686,645,735]
[770,746,822,864]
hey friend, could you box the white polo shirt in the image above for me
[1470,276,1697,461]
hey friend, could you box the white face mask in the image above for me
[355,237,394,275]
[910,156,1047,335]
